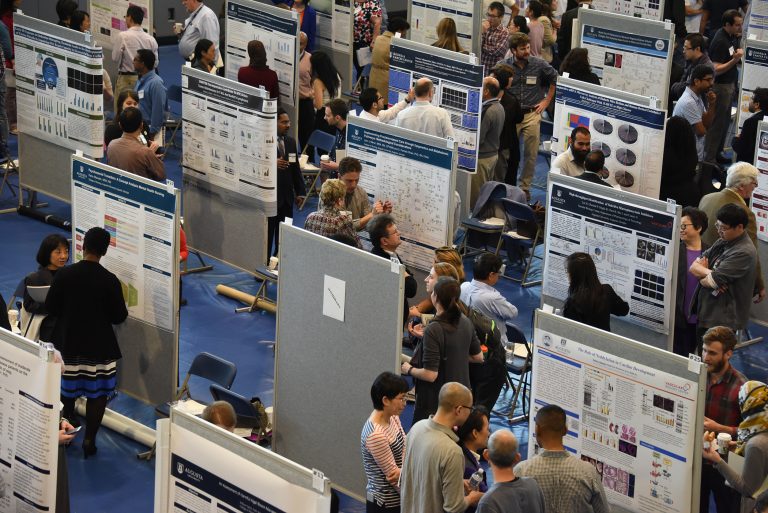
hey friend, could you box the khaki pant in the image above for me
[114,74,138,112]
[471,154,499,209]
[516,111,541,191]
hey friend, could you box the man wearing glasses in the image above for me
[733,87,768,164]
[357,87,413,123]
[698,162,765,303]
[669,33,713,103]
[401,382,484,513]
[481,2,509,72]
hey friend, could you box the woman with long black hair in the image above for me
[563,252,629,332]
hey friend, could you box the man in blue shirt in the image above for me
[673,64,717,161]
[133,49,167,143]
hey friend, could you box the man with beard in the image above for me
[699,326,746,512]
[552,126,591,177]
[733,87,768,164]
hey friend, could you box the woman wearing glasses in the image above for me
[674,207,709,356]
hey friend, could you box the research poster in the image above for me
[552,79,667,199]
[14,15,105,157]
[71,158,177,331]
[409,0,475,50]
[0,333,61,513]
[590,0,664,20]
[543,179,676,334]
[752,122,768,242]
[166,416,331,513]
[89,0,152,49]
[389,39,483,172]
[225,0,299,106]
[347,118,455,270]
[182,68,278,216]
[529,328,699,513]
[580,21,671,102]
[747,0,768,40]
[737,41,768,132]
[333,0,352,53]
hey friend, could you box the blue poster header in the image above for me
[746,46,768,67]
[583,24,669,57]
[72,160,176,213]
[347,124,453,170]
[556,83,666,129]
[390,44,484,86]
[227,1,298,35]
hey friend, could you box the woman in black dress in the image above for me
[563,252,629,332]
[46,227,128,458]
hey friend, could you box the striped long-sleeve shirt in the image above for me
[361,416,406,508]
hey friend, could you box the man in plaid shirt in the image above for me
[700,326,746,512]
[481,2,509,72]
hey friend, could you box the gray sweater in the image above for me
[478,99,505,158]
[716,432,768,513]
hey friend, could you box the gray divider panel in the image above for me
[542,174,680,350]
[533,310,706,513]
[273,224,405,499]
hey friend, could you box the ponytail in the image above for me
[433,276,462,326]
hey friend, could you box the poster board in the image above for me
[389,38,483,172]
[737,39,768,133]
[155,410,332,513]
[542,174,679,347]
[225,0,300,111]
[590,0,665,20]
[273,225,405,499]
[746,0,768,40]
[529,311,706,513]
[407,0,481,56]
[753,121,768,242]
[552,77,667,199]
[71,155,180,405]
[346,116,457,271]
[0,329,61,513]
[182,66,277,216]
[577,9,674,105]
[312,0,353,95]
[89,0,153,52]
[14,13,105,158]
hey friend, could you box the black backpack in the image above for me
[461,302,506,367]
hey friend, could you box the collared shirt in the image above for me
[135,70,167,137]
[673,86,707,160]
[113,26,159,72]
[298,51,313,99]
[357,99,409,124]
[331,126,346,162]
[706,365,747,431]
[515,450,610,513]
[552,147,585,177]
[178,3,220,60]
[498,55,558,109]
[482,24,509,72]
[304,206,361,247]
[460,279,518,343]
[394,101,455,139]
[106,134,166,182]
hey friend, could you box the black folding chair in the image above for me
[299,129,337,210]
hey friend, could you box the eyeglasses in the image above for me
[486,12,500,18]
[458,404,476,413]
[715,221,734,232]
[376,96,384,101]
[680,223,693,230]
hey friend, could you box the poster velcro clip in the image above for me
[166,179,175,193]
[664,19,672,30]
[649,96,658,109]
[311,469,326,493]
[446,136,455,149]
[666,198,676,214]
[75,149,83,157]
[39,342,55,362]
[468,53,477,65]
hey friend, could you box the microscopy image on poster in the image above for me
[389,39,482,172]
[529,328,698,513]
[410,0,474,49]
[225,0,299,106]
[346,118,455,270]
[737,42,768,132]
[14,16,104,157]
[182,68,277,216]
[71,158,177,331]
[591,0,664,20]
[543,179,676,333]
[89,0,151,49]
[580,23,671,102]
[752,122,768,242]
[552,79,667,199]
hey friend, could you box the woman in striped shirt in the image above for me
[361,372,409,513]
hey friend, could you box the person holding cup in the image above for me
[176,0,220,62]
[703,380,768,513]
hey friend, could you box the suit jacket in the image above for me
[371,246,418,324]
[733,110,765,165]
[576,171,612,186]
[277,134,306,209]
[557,7,581,60]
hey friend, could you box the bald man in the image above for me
[478,430,545,513]
[401,382,483,513]
[202,401,237,432]
[393,78,455,139]
[472,76,506,207]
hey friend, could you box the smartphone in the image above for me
[64,425,82,435]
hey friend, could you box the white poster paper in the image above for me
[71,158,177,331]
[752,122,768,242]
[747,0,768,40]
[409,0,475,50]
[89,0,152,50]
[529,328,698,513]
[543,179,676,334]
[591,0,665,20]
[333,0,352,52]
[225,0,299,107]
[182,68,278,216]
[737,41,768,133]
[0,333,61,513]
[322,274,346,321]
[313,0,334,47]
[552,79,667,199]
[346,118,455,270]
[14,15,105,157]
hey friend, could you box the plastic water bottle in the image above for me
[469,468,484,490]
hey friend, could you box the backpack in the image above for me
[462,303,506,368]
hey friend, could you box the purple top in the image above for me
[684,247,703,324]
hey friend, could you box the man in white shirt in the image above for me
[176,0,220,61]
[112,5,158,111]
[357,87,413,123]
[394,78,455,139]
[552,126,591,177]
[673,63,716,161]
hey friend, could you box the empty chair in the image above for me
[504,323,532,423]
[299,129,337,210]
[164,84,183,151]
[500,198,544,287]
[459,181,524,257]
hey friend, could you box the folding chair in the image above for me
[458,181,509,257]
[504,323,532,423]
[163,84,183,151]
[299,129,336,210]
[0,159,19,204]
[500,198,543,287]
[210,384,263,429]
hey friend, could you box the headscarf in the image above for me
[248,40,267,68]
[736,381,768,455]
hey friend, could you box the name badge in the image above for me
[729,46,734,56]
[526,75,537,85]
[138,90,145,99]
[288,153,297,163]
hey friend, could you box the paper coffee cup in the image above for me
[7,309,18,326]
[716,433,732,455]
[320,155,330,163]
[173,22,183,34]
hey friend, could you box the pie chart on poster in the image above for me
[593,119,613,135]
[618,124,639,144]
[616,148,637,166]
[592,142,611,158]
[615,169,635,188]
[42,57,58,89]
